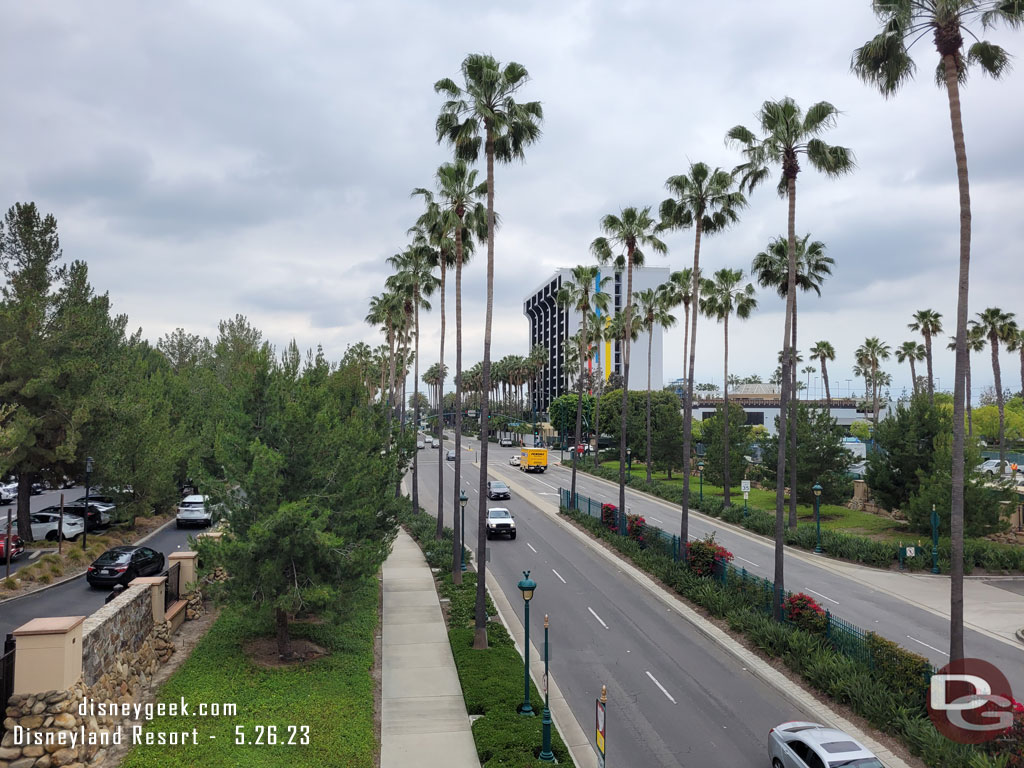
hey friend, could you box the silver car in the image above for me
[176,494,212,528]
[769,722,883,768]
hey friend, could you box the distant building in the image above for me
[523,266,670,412]
[691,383,869,437]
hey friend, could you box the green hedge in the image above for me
[573,464,1024,573]
[560,505,1016,768]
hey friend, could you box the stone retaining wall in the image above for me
[81,586,154,688]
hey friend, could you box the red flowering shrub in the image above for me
[983,697,1024,767]
[785,592,828,634]
[600,503,618,531]
[686,533,733,577]
[626,514,646,545]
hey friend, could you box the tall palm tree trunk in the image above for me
[386,326,397,433]
[474,130,496,650]
[682,303,691,396]
[910,358,919,396]
[572,317,587,502]
[722,314,732,507]
[944,52,971,663]
[451,228,464,583]
[593,381,602,469]
[788,301,798,528]
[618,251,634,531]
[436,268,447,540]
[680,219,704,553]
[966,355,973,439]
[774,175,798,620]
[925,331,935,403]
[821,357,831,407]
[872,362,880,425]
[991,336,1006,471]
[646,325,653,483]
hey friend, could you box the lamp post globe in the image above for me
[812,483,823,554]
[517,571,537,716]
[459,490,468,571]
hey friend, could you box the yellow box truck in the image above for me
[519,448,548,473]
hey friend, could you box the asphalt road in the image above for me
[442,435,1024,695]
[0,510,201,641]
[415,436,811,768]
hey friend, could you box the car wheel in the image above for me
[486,532,492,540]
[772,760,784,768]
[46,531,59,541]
[510,531,516,539]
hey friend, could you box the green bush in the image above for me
[864,632,932,710]
[783,593,827,634]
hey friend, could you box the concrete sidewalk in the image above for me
[380,529,480,768]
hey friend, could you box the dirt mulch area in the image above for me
[243,637,329,667]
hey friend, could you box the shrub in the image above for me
[626,514,645,545]
[2,577,16,590]
[686,534,732,578]
[784,593,827,634]
[864,632,933,708]
[600,503,618,532]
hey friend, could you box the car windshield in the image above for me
[93,550,132,565]
[489,510,511,519]
[829,759,883,768]
[491,483,508,491]
[181,502,204,509]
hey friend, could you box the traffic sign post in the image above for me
[595,685,607,767]
[741,481,750,517]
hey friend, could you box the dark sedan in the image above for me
[86,546,165,588]
[486,481,511,500]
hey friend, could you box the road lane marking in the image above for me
[907,635,948,656]
[648,516,663,524]
[588,606,609,629]
[806,588,839,605]
[735,555,760,567]
[30,550,43,560]
[527,543,538,554]
[645,671,677,704]
[552,569,567,584]
[533,478,558,490]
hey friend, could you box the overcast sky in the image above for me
[2,1,1022,402]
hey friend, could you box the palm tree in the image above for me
[659,163,745,553]
[1006,327,1024,400]
[436,53,543,650]
[947,324,986,437]
[586,311,609,468]
[635,286,677,482]
[728,100,853,602]
[809,341,836,407]
[557,266,610,501]
[895,341,927,397]
[663,268,697,392]
[366,291,404,429]
[908,309,943,402]
[699,268,757,506]
[387,242,440,517]
[854,0,1022,664]
[860,337,892,426]
[976,308,1019,471]
[751,234,833,528]
[591,208,667,528]
[526,343,547,428]
[802,366,817,396]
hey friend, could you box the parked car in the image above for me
[176,494,212,528]
[87,545,165,588]
[976,459,1009,477]
[499,437,514,447]
[13,510,86,541]
[768,721,883,768]
[568,444,591,455]
[486,480,511,500]
[0,533,25,561]
[485,508,516,539]
[509,455,521,466]
[61,500,112,529]
[417,439,425,449]
[0,482,17,504]
[446,450,456,461]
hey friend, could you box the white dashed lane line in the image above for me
[552,569,567,584]
[806,588,839,605]
[645,671,677,704]
[527,543,538,554]
[588,606,609,629]
[907,635,948,656]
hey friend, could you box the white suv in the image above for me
[176,494,212,528]
[485,507,516,539]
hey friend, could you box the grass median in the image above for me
[120,578,378,768]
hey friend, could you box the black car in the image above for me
[61,500,112,529]
[86,546,165,588]
[486,481,511,500]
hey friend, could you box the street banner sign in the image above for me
[596,689,607,766]
[741,480,751,492]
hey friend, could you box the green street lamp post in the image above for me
[930,503,940,574]
[626,448,632,481]
[82,456,94,551]
[539,614,554,762]
[517,571,537,716]
[697,460,705,502]
[812,483,823,554]
[459,490,468,572]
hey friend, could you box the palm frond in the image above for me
[967,40,1013,77]
[806,140,857,176]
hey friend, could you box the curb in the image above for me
[0,516,178,605]
[1017,627,1024,646]
[488,461,913,768]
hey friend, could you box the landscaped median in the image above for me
[400,509,576,767]
[558,501,1023,768]
[568,461,1024,573]
[118,578,379,768]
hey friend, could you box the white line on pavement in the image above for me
[527,543,538,554]
[29,550,43,560]
[907,635,949,656]
[535,478,558,490]
[552,569,567,584]
[806,588,839,605]
[735,555,760,567]
[588,606,609,629]
[645,671,677,704]
[648,516,663,524]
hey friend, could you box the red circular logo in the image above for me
[927,658,1015,744]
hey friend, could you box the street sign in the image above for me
[542,671,548,696]
[741,480,751,493]
[595,693,606,765]
[906,546,916,558]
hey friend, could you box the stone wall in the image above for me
[81,587,153,688]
